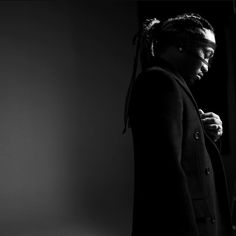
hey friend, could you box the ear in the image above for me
[177,43,184,52]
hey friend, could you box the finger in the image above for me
[206,128,223,136]
[213,135,220,142]
[199,109,204,117]
[217,129,223,136]
[201,112,220,119]
[205,125,223,135]
[202,117,222,125]
[204,124,220,130]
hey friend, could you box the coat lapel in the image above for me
[166,68,222,155]
[171,73,200,118]
[158,66,202,123]
[155,61,221,155]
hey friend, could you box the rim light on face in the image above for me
[183,37,216,69]
[184,47,213,68]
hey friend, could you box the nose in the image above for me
[201,61,209,73]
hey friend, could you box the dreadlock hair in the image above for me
[141,13,215,69]
[123,13,215,134]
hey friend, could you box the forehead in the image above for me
[201,28,216,43]
[198,28,216,51]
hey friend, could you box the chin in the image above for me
[184,76,197,87]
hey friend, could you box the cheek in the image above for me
[183,48,204,74]
[184,59,202,74]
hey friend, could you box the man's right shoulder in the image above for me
[136,66,177,85]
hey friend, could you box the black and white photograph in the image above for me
[0,1,235,236]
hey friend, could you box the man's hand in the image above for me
[199,109,223,142]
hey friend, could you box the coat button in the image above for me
[210,216,216,224]
[194,131,200,140]
[205,167,211,175]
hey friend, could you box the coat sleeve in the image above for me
[129,69,200,236]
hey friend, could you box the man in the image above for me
[123,13,233,236]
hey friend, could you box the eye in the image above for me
[204,49,214,59]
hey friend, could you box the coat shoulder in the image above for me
[135,66,181,98]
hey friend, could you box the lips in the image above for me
[196,73,204,80]
[199,72,204,77]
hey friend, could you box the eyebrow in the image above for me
[196,37,216,50]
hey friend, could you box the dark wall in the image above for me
[0,1,137,235]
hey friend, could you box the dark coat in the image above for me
[128,61,233,236]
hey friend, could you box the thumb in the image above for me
[199,109,204,116]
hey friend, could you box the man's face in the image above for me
[179,29,216,85]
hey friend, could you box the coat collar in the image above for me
[153,58,200,116]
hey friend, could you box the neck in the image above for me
[158,53,180,72]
